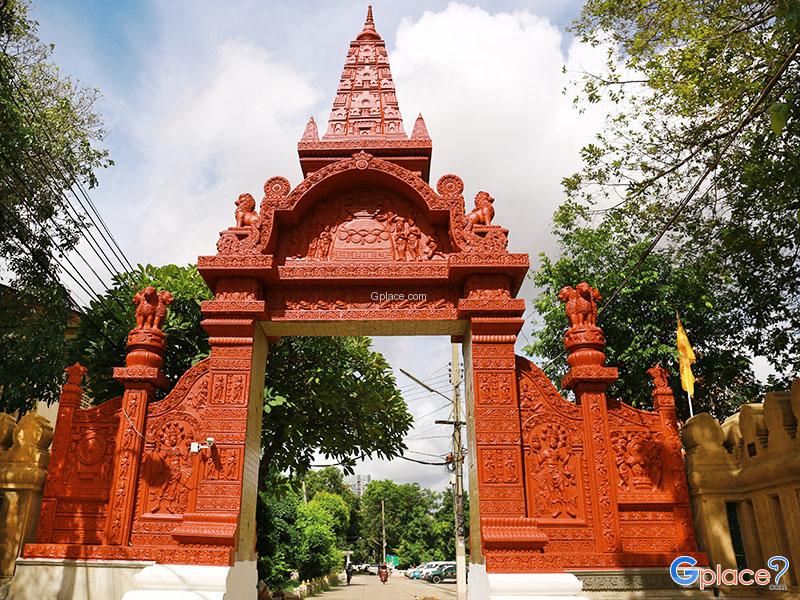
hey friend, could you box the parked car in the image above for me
[407,566,423,579]
[426,563,464,584]
[366,564,380,575]
[418,561,450,580]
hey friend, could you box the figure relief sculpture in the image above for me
[528,423,579,518]
[465,191,495,229]
[234,193,259,227]
[483,448,519,484]
[559,282,601,330]
[133,286,174,331]
[612,431,664,492]
[147,421,193,514]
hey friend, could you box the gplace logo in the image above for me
[670,555,790,591]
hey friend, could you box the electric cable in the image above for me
[0,56,133,274]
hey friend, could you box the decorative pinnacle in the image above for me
[357,5,380,40]
[411,113,430,140]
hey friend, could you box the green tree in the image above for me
[296,497,342,580]
[527,205,760,416]
[303,466,360,546]
[256,489,301,590]
[260,336,412,489]
[309,491,350,545]
[359,480,439,565]
[531,0,800,416]
[0,0,111,413]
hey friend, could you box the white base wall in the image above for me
[469,564,590,600]
[4,558,151,600]
[122,560,257,600]
[3,559,256,600]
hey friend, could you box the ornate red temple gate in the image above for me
[21,9,704,600]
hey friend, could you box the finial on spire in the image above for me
[357,5,380,40]
[411,113,430,140]
[301,116,319,142]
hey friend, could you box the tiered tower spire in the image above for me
[298,6,432,181]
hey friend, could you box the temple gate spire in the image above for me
[298,5,433,181]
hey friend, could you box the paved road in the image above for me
[317,573,458,599]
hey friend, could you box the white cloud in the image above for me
[391,3,608,264]
[116,39,318,264]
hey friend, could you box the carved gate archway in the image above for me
[23,8,704,596]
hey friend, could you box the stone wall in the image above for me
[681,380,800,592]
[0,411,53,582]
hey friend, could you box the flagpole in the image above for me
[686,390,694,418]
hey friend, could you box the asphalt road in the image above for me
[316,573,459,599]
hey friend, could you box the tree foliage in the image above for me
[358,479,466,568]
[530,0,800,417]
[0,0,110,413]
[260,336,412,489]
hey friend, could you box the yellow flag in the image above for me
[676,313,696,397]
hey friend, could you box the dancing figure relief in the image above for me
[529,423,578,518]
[147,422,193,514]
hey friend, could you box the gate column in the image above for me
[197,277,268,564]
[465,316,587,600]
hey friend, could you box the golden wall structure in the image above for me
[0,412,53,582]
[681,381,800,592]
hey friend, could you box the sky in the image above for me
[31,0,612,490]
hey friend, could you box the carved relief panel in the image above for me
[61,402,120,499]
[132,360,248,546]
[277,188,450,263]
[516,358,591,529]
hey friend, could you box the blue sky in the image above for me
[29,0,607,488]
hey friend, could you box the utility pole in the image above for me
[381,499,386,564]
[450,343,467,600]
[401,360,465,596]
[436,345,467,599]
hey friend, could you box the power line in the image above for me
[399,456,451,466]
[413,401,452,422]
[0,56,133,274]
[0,154,125,312]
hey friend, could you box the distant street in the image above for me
[317,573,459,599]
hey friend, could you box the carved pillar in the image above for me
[560,284,621,554]
[36,363,85,542]
[649,365,697,550]
[105,327,168,545]
[194,277,267,562]
[467,316,547,574]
